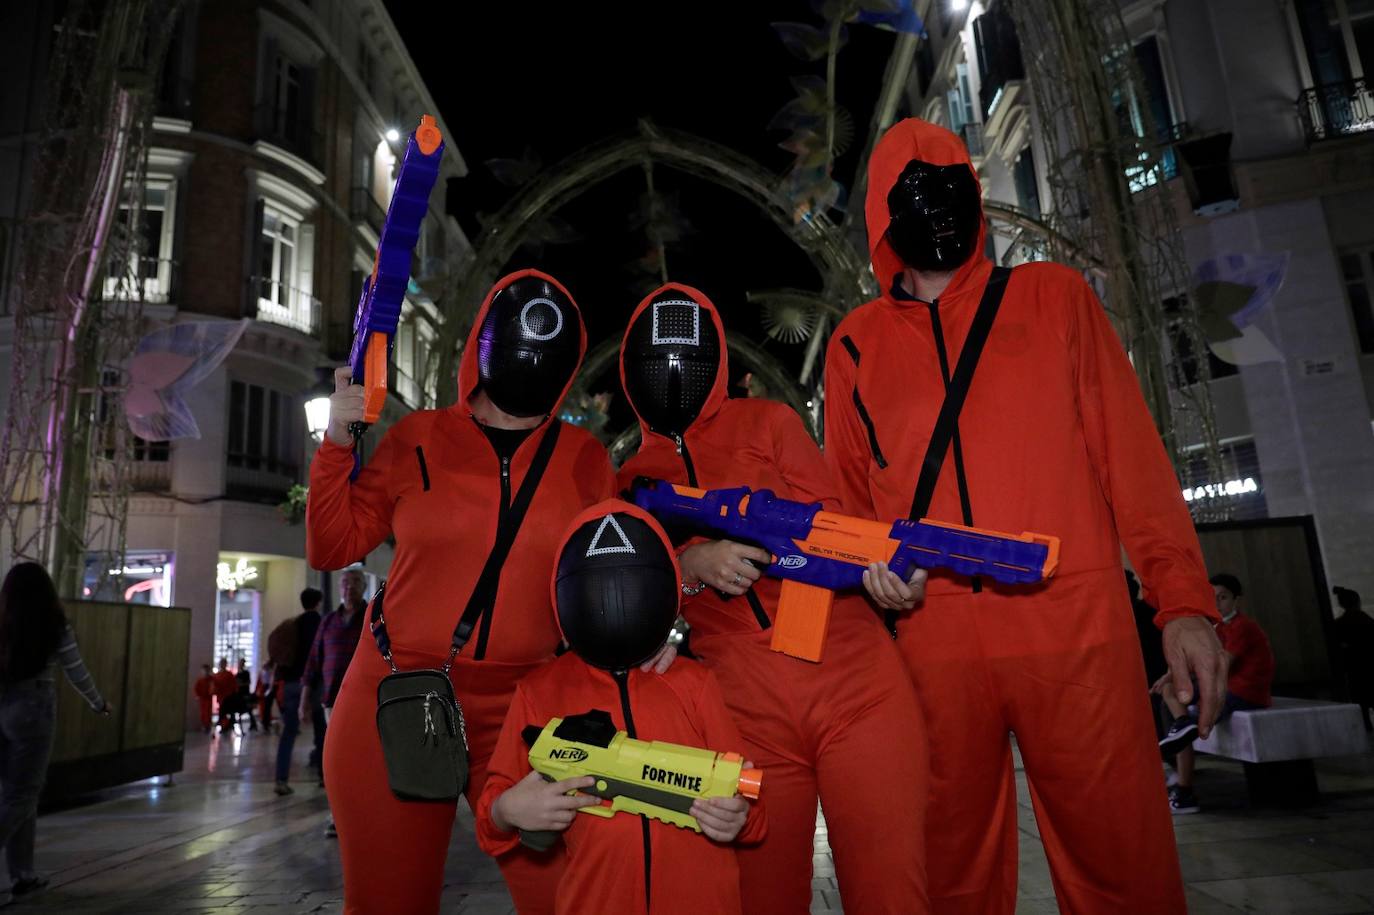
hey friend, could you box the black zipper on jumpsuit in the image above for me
[924,298,982,594]
[614,669,652,911]
[673,432,771,631]
[473,451,512,659]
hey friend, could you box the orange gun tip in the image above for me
[415,113,442,156]
[738,767,763,800]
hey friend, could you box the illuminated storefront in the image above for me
[214,555,265,673]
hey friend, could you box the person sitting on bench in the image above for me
[1155,573,1275,813]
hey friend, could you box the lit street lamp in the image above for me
[305,371,334,442]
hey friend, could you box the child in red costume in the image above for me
[307,270,618,915]
[477,501,765,914]
[193,665,213,732]
[824,117,1226,913]
[617,284,929,913]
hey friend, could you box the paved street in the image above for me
[7,727,1374,913]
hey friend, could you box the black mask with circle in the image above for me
[885,159,983,272]
[476,275,580,418]
[555,511,679,671]
[622,290,721,438]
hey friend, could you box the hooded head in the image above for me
[866,118,989,294]
[459,269,586,419]
[619,283,729,440]
[551,500,681,671]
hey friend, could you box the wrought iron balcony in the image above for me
[101,256,178,303]
[254,102,324,167]
[246,275,321,336]
[1299,78,1374,143]
[349,187,387,234]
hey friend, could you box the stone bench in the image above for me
[1192,697,1368,804]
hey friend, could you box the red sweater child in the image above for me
[476,502,766,915]
[1216,611,1274,708]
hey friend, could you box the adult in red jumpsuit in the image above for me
[617,284,929,913]
[476,501,766,914]
[307,269,617,914]
[823,117,1229,913]
[211,659,236,733]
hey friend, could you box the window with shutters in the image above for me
[253,202,317,335]
[227,380,302,499]
[103,178,178,303]
[1339,248,1374,354]
[255,38,319,165]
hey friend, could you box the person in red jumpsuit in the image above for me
[193,664,213,733]
[823,117,1229,913]
[307,269,623,914]
[211,658,236,733]
[617,283,929,913]
[477,500,765,914]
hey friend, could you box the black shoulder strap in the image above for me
[909,266,1011,521]
[371,420,563,666]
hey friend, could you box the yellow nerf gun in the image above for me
[518,709,762,851]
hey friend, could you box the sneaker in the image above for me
[11,876,50,896]
[324,820,337,838]
[273,781,294,797]
[1168,785,1200,815]
[1159,715,1198,755]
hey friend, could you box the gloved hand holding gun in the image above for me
[326,115,445,477]
[631,478,1060,662]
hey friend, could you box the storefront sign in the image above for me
[1181,477,1258,502]
[217,558,260,591]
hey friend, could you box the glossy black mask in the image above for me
[885,159,983,272]
[476,275,580,418]
[623,290,721,438]
[555,511,678,671]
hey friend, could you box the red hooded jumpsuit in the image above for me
[307,269,617,914]
[475,500,767,915]
[617,284,930,914]
[824,118,1216,913]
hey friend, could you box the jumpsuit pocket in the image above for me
[414,446,431,492]
[840,334,888,470]
[851,387,888,470]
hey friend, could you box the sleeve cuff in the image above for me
[1153,605,1219,629]
[315,437,355,461]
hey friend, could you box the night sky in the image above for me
[385,2,901,408]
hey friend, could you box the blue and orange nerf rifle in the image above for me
[347,114,445,473]
[631,479,1060,662]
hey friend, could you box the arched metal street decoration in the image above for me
[434,120,877,409]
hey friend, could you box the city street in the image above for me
[10,729,1374,913]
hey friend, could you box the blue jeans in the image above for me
[275,680,326,782]
[0,678,57,881]
[275,680,302,783]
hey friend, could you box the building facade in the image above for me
[0,0,469,722]
[906,0,1374,602]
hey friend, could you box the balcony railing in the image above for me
[101,256,178,303]
[156,76,193,120]
[246,275,321,336]
[254,102,324,167]
[350,187,387,234]
[1299,78,1374,143]
[225,463,297,502]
